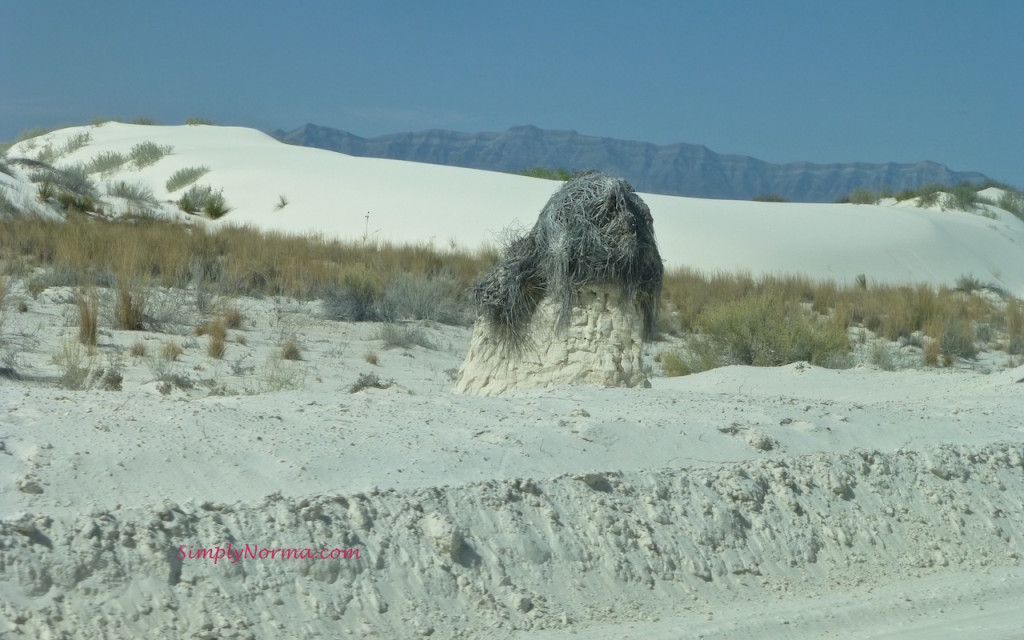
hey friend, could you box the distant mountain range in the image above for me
[272,124,989,203]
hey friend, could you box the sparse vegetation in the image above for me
[753,193,789,202]
[1,206,1020,379]
[349,372,394,393]
[54,335,93,389]
[75,288,98,347]
[206,317,227,358]
[177,184,230,218]
[161,339,183,361]
[186,117,214,126]
[223,306,244,329]
[130,340,147,357]
[128,141,173,169]
[281,338,302,360]
[377,322,435,350]
[88,151,128,176]
[107,181,159,214]
[839,181,1024,218]
[165,166,210,192]
[517,167,575,181]
[114,281,146,330]
[848,188,879,205]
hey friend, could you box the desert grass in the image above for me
[128,141,173,169]
[75,288,98,347]
[54,335,92,389]
[364,350,379,365]
[661,267,1009,369]
[176,184,230,218]
[165,166,210,192]
[107,181,159,213]
[1,214,1020,374]
[161,339,183,361]
[281,338,302,361]
[377,322,435,350]
[130,340,147,357]
[206,317,227,358]
[222,305,245,329]
[87,151,128,176]
[114,284,146,330]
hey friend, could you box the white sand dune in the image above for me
[1,124,1024,639]
[7,123,1024,293]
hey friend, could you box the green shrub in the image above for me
[696,292,849,367]
[916,185,942,208]
[940,317,977,360]
[517,167,574,181]
[31,164,97,199]
[129,141,173,169]
[944,182,978,211]
[379,271,471,325]
[61,132,91,155]
[377,322,435,350]
[321,274,383,321]
[660,338,721,377]
[166,166,210,192]
[997,190,1024,221]
[88,151,127,176]
[176,184,229,217]
[107,181,159,211]
[203,191,231,219]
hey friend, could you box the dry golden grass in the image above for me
[223,306,245,329]
[129,341,147,357]
[2,215,1020,371]
[161,340,183,361]
[206,317,227,358]
[115,286,146,330]
[75,288,98,347]
[281,338,302,361]
[0,216,493,299]
[364,350,378,365]
[661,267,1009,367]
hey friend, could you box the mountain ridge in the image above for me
[272,123,989,202]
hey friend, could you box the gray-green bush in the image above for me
[129,141,173,169]
[88,151,127,176]
[165,166,209,192]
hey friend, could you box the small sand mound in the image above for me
[455,173,662,395]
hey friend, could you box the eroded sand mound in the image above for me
[3,442,1023,639]
[454,284,649,395]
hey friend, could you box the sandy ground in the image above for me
[2,125,1024,638]
[2,278,1023,639]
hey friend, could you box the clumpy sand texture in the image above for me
[455,284,649,395]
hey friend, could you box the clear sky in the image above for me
[3,0,1022,185]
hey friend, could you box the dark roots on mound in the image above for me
[473,172,663,354]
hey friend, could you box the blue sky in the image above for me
[3,1,1022,185]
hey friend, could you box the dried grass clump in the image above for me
[115,285,146,330]
[223,306,245,329]
[473,172,663,353]
[161,340,183,361]
[281,338,302,361]
[76,288,98,347]
[206,317,227,358]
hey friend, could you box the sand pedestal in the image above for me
[453,284,650,395]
